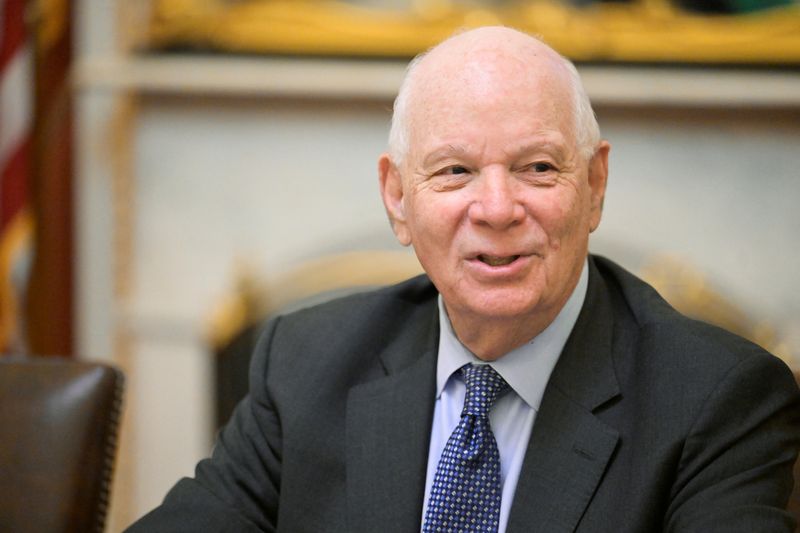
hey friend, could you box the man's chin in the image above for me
[445,288,546,324]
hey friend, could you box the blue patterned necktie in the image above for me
[423,363,510,533]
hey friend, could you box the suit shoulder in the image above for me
[592,255,789,376]
[253,273,438,372]
[248,273,438,407]
[275,273,437,329]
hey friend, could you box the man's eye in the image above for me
[447,166,469,175]
[530,162,554,173]
[433,165,470,177]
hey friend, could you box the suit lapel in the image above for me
[345,301,439,533]
[507,259,622,533]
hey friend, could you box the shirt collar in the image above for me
[435,258,589,411]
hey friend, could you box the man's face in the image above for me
[380,46,609,337]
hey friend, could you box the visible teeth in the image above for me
[479,255,519,266]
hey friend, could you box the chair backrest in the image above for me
[0,357,124,533]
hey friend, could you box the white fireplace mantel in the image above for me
[76,54,800,108]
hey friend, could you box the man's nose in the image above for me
[467,169,525,229]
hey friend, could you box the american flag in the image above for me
[0,0,33,353]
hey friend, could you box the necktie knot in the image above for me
[460,364,509,418]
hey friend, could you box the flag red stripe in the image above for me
[0,137,31,229]
[0,0,26,72]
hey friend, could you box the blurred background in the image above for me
[2,0,799,529]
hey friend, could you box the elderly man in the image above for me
[128,27,799,532]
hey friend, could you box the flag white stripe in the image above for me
[0,45,33,170]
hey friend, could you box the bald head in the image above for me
[388,27,599,165]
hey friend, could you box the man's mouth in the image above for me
[478,254,520,267]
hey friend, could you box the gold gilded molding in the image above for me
[146,0,800,64]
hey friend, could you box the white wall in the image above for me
[595,106,800,335]
[131,99,800,351]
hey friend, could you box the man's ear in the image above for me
[378,153,412,246]
[587,140,610,233]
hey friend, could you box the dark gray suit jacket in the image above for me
[128,256,800,532]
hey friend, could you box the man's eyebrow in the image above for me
[422,144,470,167]
[507,140,568,159]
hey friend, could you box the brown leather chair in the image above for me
[0,356,124,533]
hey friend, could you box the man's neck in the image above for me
[443,260,589,361]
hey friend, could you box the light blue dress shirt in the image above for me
[421,260,588,532]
